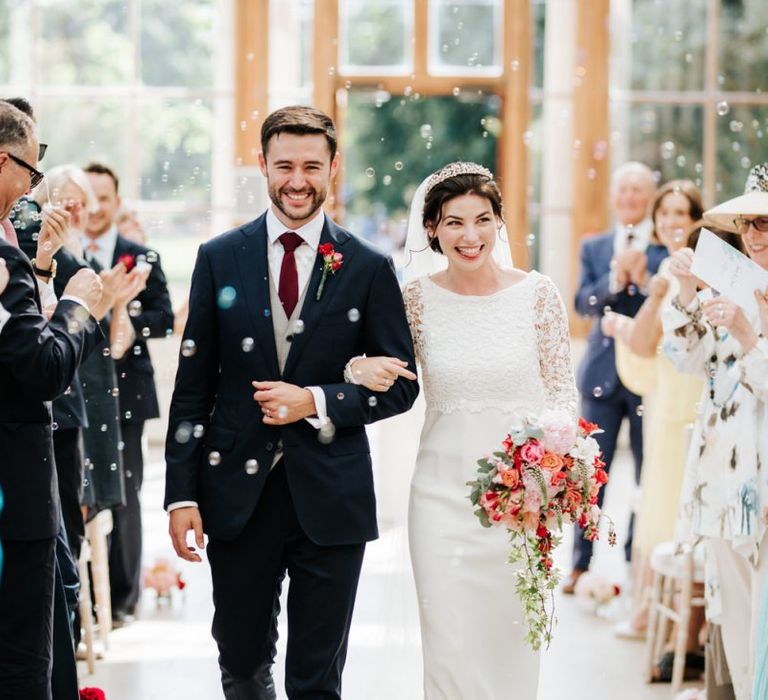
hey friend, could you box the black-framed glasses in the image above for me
[733,215,768,235]
[4,152,44,189]
[38,143,48,161]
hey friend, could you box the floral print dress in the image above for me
[662,295,768,564]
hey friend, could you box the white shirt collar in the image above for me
[83,224,119,256]
[616,218,653,246]
[266,207,325,250]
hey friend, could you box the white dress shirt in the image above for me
[609,218,654,294]
[82,225,119,271]
[612,218,653,255]
[0,301,8,334]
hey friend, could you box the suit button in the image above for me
[266,442,274,451]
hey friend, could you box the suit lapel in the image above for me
[282,219,352,379]
[234,214,281,377]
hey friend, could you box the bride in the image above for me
[347,162,578,698]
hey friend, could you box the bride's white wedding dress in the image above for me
[404,272,577,700]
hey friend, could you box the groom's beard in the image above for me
[268,184,326,224]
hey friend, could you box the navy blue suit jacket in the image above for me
[112,235,174,424]
[0,241,102,540]
[164,214,419,546]
[574,231,668,400]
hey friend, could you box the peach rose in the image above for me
[499,467,520,489]
[539,452,564,470]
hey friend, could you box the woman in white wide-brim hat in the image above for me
[662,163,768,700]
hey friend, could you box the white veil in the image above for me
[401,173,515,283]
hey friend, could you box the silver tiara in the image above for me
[425,161,494,196]
[745,163,768,194]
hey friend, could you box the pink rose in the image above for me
[520,440,545,464]
[540,409,577,454]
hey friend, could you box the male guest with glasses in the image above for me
[0,101,104,700]
[83,162,174,627]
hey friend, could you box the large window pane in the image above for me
[35,98,129,176]
[340,0,412,73]
[623,103,703,185]
[342,90,499,256]
[139,99,214,206]
[141,0,215,88]
[429,0,502,75]
[630,0,707,91]
[719,0,768,92]
[39,0,132,85]
[715,105,768,201]
[269,0,314,107]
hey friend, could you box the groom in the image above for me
[164,105,418,699]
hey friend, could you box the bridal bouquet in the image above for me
[467,409,614,650]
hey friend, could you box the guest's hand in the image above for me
[252,380,317,425]
[63,267,103,311]
[668,247,699,306]
[754,286,768,338]
[101,263,128,306]
[647,274,670,300]
[702,296,758,352]
[348,356,417,392]
[114,266,150,307]
[613,249,644,288]
[0,258,8,295]
[169,506,205,563]
[35,205,70,269]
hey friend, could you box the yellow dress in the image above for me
[615,269,703,556]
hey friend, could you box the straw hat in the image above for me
[703,163,768,233]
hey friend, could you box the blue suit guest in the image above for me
[564,161,667,594]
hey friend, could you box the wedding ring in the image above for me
[266,409,271,417]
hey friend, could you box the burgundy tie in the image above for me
[278,232,304,317]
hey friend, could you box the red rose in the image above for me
[578,417,599,435]
[80,688,107,700]
[318,243,334,257]
[118,254,136,271]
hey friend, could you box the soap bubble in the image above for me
[181,340,197,357]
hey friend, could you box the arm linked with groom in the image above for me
[164,105,419,700]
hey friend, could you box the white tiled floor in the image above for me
[80,424,699,699]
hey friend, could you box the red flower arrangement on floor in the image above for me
[467,410,614,650]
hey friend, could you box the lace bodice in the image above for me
[403,272,577,416]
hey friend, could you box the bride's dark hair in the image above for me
[422,174,504,254]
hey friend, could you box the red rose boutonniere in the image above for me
[316,243,343,301]
[117,254,136,272]
[79,688,107,700]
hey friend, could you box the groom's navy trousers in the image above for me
[165,213,418,699]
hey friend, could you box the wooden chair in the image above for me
[644,540,706,695]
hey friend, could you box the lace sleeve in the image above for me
[402,279,424,365]
[533,277,578,418]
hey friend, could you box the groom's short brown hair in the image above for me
[261,106,337,161]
